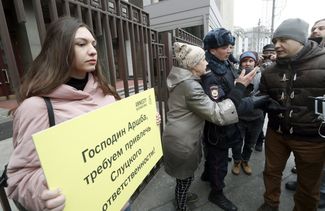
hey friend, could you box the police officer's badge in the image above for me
[210,85,219,100]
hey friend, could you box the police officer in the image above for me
[200,28,266,211]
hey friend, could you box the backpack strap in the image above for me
[43,97,55,127]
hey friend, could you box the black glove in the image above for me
[265,98,287,114]
[251,95,270,109]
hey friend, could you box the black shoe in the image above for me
[319,193,325,209]
[255,144,263,152]
[291,166,297,174]
[285,181,297,191]
[257,202,279,211]
[208,191,238,211]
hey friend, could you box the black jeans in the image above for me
[232,118,264,162]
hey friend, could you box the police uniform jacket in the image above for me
[201,52,253,148]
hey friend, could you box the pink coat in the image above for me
[7,74,116,211]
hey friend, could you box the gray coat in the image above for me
[162,66,239,179]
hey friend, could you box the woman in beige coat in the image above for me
[162,42,256,211]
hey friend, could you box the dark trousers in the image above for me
[263,128,325,211]
[232,118,264,161]
[256,112,266,146]
[255,130,265,146]
[203,144,229,192]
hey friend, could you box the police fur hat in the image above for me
[203,28,235,50]
[174,42,205,69]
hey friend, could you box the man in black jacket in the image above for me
[284,17,325,209]
[258,18,325,211]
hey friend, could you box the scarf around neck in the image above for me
[205,51,231,76]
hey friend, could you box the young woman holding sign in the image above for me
[5,17,141,211]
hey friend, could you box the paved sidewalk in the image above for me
[132,148,298,211]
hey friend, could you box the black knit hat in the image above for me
[203,28,235,50]
[262,44,275,53]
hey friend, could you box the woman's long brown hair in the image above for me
[16,16,120,104]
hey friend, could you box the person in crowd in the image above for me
[257,18,325,211]
[5,17,136,211]
[259,44,277,70]
[162,42,256,211]
[310,18,325,46]
[284,17,325,209]
[226,46,239,162]
[229,52,240,70]
[227,46,239,162]
[255,44,276,152]
[231,51,264,175]
[199,28,268,211]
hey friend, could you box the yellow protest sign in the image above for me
[33,88,162,211]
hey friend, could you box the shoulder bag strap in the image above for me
[43,97,56,127]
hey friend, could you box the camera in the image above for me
[262,54,272,59]
[314,96,325,138]
[315,96,325,120]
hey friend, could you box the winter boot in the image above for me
[208,191,238,211]
[232,161,241,175]
[241,161,252,175]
